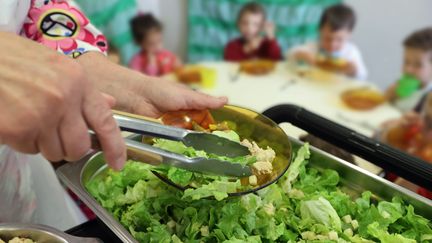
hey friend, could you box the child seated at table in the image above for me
[289,4,367,80]
[378,93,432,200]
[129,14,182,76]
[224,2,282,61]
[385,28,432,112]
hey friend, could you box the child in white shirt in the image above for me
[386,28,432,112]
[289,4,368,80]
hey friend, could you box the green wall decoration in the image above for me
[187,0,341,62]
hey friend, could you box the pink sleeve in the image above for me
[22,0,108,58]
[129,54,143,72]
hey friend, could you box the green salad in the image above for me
[148,130,277,201]
[86,143,432,243]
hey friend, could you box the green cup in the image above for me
[396,74,421,98]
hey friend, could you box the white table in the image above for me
[193,61,402,174]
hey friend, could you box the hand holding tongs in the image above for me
[90,111,252,177]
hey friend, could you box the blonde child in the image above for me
[129,14,182,76]
[289,4,367,80]
[224,2,282,61]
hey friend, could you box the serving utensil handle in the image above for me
[89,132,161,165]
[112,110,188,141]
[263,104,432,191]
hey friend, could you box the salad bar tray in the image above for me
[57,136,432,243]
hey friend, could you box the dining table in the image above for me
[176,61,403,174]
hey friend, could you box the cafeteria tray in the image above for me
[57,136,432,243]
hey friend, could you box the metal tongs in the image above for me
[91,111,252,177]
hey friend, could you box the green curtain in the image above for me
[187,0,341,62]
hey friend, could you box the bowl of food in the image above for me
[148,106,292,197]
[239,60,275,75]
[175,66,216,88]
[0,223,100,243]
[341,87,386,110]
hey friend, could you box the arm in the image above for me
[264,39,282,61]
[22,0,108,57]
[347,45,368,80]
[288,43,317,65]
[76,52,227,117]
[0,32,125,169]
[385,83,399,101]
[224,40,242,62]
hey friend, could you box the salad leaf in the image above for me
[368,222,416,243]
[281,143,310,193]
[153,139,207,158]
[212,130,241,142]
[182,180,240,201]
[167,168,193,186]
[300,197,342,232]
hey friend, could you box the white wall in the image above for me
[159,0,188,60]
[157,0,432,89]
[346,0,432,89]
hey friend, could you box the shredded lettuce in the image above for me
[151,133,257,200]
[86,144,432,243]
[212,130,241,142]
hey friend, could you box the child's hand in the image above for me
[385,83,398,101]
[294,51,316,65]
[380,112,422,140]
[244,38,262,54]
[264,22,275,40]
[147,52,157,65]
[381,112,421,129]
[341,61,357,77]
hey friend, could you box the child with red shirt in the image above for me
[129,14,182,76]
[224,3,282,61]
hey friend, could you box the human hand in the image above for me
[385,83,398,101]
[263,21,275,40]
[379,112,422,143]
[341,61,357,77]
[147,52,157,65]
[77,52,227,117]
[244,37,262,54]
[0,32,125,170]
[294,51,316,65]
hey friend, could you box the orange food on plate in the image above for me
[160,110,215,130]
[239,60,275,75]
[175,67,202,84]
[341,88,386,110]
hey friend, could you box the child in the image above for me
[129,14,182,76]
[289,4,367,80]
[386,28,432,112]
[224,3,282,61]
[379,93,432,200]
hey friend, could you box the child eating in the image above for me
[129,14,182,76]
[224,2,282,61]
[289,4,367,80]
[379,93,432,200]
[386,28,432,112]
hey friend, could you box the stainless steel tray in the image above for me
[57,137,432,243]
[0,223,101,243]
